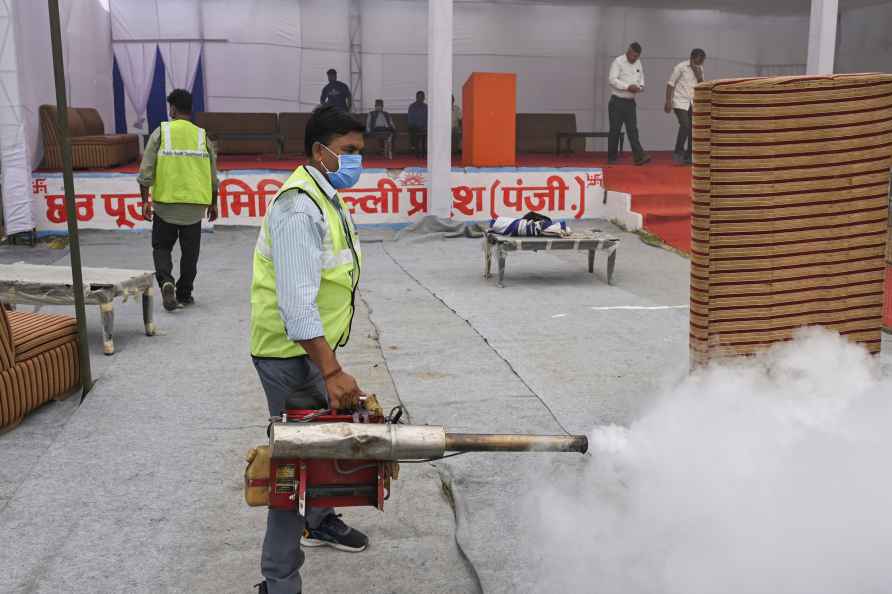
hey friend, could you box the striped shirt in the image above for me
[266,165,355,342]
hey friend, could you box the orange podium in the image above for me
[462,72,516,167]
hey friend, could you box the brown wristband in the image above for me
[323,367,342,381]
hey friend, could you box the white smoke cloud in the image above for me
[528,327,892,594]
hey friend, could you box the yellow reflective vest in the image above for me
[152,119,213,205]
[250,166,362,358]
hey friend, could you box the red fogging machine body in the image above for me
[246,402,588,513]
[268,409,388,514]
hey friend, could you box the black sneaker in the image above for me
[178,295,195,306]
[161,282,179,311]
[301,514,368,552]
[634,154,652,166]
[254,581,300,594]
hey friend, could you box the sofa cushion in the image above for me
[41,105,88,138]
[6,311,78,362]
[77,108,106,135]
[278,113,312,154]
[72,134,140,147]
[195,112,279,154]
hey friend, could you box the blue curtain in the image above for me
[191,52,206,115]
[146,46,168,133]
[112,56,127,133]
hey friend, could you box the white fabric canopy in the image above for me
[0,0,113,235]
[158,42,202,96]
[105,0,813,142]
[112,43,157,129]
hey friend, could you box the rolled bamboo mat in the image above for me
[690,73,892,366]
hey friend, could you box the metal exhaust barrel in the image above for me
[270,422,588,460]
[444,433,588,454]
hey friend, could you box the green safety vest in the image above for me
[152,119,213,205]
[250,166,362,358]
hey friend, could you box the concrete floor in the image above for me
[0,224,888,594]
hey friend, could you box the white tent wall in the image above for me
[0,0,112,235]
[361,0,428,113]
[591,7,808,150]
[362,1,808,151]
[836,2,892,74]
[16,0,114,167]
[0,0,33,235]
[106,0,810,151]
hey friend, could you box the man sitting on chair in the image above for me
[365,99,396,160]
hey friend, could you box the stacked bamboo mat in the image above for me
[690,74,892,366]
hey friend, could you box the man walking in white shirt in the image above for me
[665,48,706,165]
[607,42,650,165]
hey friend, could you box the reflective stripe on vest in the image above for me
[152,119,213,205]
[159,121,208,158]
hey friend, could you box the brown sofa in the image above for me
[0,307,80,432]
[195,112,280,156]
[516,113,582,153]
[39,105,139,170]
[281,112,418,157]
[279,113,313,155]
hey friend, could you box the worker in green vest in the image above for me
[250,105,367,594]
[137,89,218,312]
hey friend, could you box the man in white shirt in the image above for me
[665,48,706,165]
[607,42,650,165]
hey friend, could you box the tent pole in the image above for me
[427,0,453,218]
[806,0,838,74]
[47,0,93,397]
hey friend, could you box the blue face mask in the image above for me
[321,144,362,189]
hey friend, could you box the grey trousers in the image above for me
[253,356,334,594]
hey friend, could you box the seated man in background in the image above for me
[451,95,462,154]
[366,99,396,159]
[407,90,428,158]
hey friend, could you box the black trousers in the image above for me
[608,96,645,161]
[151,216,201,300]
[408,125,427,157]
[674,107,693,158]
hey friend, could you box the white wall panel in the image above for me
[111,0,199,40]
[756,15,809,67]
[836,3,892,74]
[454,3,595,57]
[362,0,427,54]
[300,0,350,50]
[205,43,302,112]
[201,0,301,44]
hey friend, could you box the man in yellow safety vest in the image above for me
[137,89,218,311]
[250,106,367,594]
